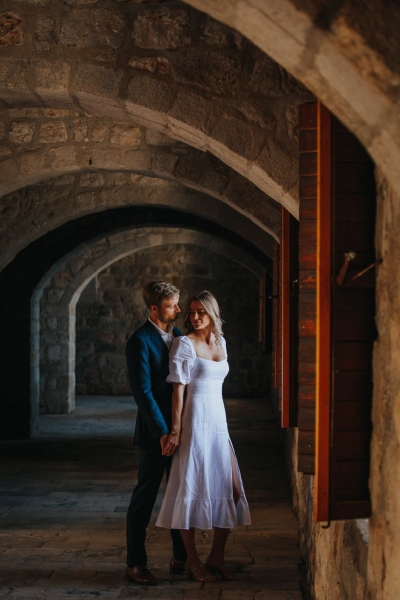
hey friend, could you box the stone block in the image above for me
[43,108,71,118]
[91,120,108,142]
[0,158,18,182]
[127,76,175,112]
[169,88,223,135]
[0,11,24,47]
[132,7,191,50]
[212,113,264,160]
[128,55,170,74]
[33,16,57,51]
[145,128,174,146]
[0,147,12,158]
[0,59,29,98]
[79,171,105,187]
[202,16,244,49]
[172,49,241,96]
[39,121,68,143]
[74,63,122,99]
[151,149,178,175]
[71,119,89,142]
[109,124,142,146]
[122,149,151,170]
[9,121,35,143]
[20,150,46,174]
[61,9,127,49]
[48,145,77,169]
[255,139,298,191]
[0,121,5,139]
[34,60,71,93]
[90,146,121,168]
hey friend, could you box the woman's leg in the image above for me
[206,527,240,580]
[180,528,216,583]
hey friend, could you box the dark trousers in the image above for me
[126,443,187,568]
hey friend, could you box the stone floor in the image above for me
[0,396,305,599]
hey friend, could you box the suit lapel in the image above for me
[145,320,168,352]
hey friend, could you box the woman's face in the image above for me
[189,300,211,331]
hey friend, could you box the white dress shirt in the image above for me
[148,317,175,349]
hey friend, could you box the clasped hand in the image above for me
[160,432,180,456]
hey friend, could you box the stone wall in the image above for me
[75,243,269,398]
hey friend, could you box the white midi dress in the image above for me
[156,336,251,530]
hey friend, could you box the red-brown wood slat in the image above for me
[312,103,375,522]
[314,101,332,522]
[297,102,318,474]
[280,208,299,428]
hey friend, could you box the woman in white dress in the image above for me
[156,291,251,583]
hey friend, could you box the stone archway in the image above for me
[32,226,265,433]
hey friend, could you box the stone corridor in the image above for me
[0,396,304,600]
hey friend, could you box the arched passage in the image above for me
[33,226,264,428]
[0,203,272,440]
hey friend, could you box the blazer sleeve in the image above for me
[126,333,169,439]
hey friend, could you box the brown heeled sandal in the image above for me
[205,562,240,581]
[185,563,217,583]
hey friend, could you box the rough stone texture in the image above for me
[132,7,191,50]
[8,121,35,143]
[0,11,24,47]
[60,9,127,49]
[32,16,57,51]
[172,49,241,96]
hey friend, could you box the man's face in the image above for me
[152,294,180,324]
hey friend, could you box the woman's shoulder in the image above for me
[171,335,196,357]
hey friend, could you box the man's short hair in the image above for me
[142,281,180,308]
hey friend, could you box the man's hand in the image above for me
[160,434,168,453]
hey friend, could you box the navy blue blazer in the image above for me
[125,320,181,447]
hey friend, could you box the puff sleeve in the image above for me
[167,336,196,385]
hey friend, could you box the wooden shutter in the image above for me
[281,207,299,428]
[297,103,318,473]
[315,102,376,521]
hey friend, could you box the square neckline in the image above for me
[185,335,227,363]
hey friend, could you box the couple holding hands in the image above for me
[125,281,251,585]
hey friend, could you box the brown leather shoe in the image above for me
[125,565,157,585]
[169,558,186,575]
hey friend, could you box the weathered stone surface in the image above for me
[127,76,175,111]
[90,146,121,168]
[9,121,35,143]
[169,88,223,135]
[91,120,108,142]
[0,158,18,181]
[0,12,24,47]
[39,121,68,143]
[0,146,11,158]
[0,59,28,94]
[48,145,77,169]
[0,122,5,140]
[73,63,123,98]
[71,119,89,143]
[132,7,191,50]
[61,9,127,49]
[212,113,264,160]
[109,124,142,146]
[248,53,285,97]
[201,16,244,49]
[172,49,241,96]
[79,172,105,187]
[128,55,170,74]
[20,149,46,173]
[33,61,71,92]
[32,16,57,51]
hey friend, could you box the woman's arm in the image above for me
[161,382,185,456]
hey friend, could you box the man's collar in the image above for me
[148,317,173,336]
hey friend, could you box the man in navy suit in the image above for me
[125,281,187,585]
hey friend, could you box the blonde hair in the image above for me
[184,290,224,344]
[142,281,179,308]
